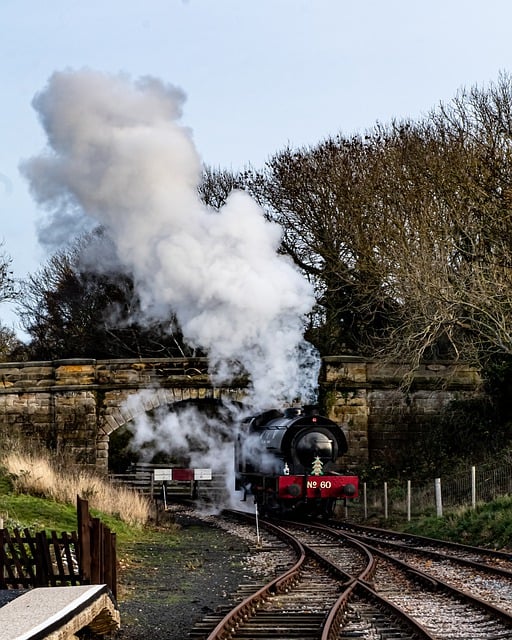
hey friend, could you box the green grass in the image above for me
[1,466,510,551]
[402,495,512,549]
[0,488,176,548]
[0,493,79,533]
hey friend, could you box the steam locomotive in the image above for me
[235,406,358,518]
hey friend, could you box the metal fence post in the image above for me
[435,477,443,517]
[471,466,476,509]
[407,480,411,522]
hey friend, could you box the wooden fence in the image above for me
[0,496,117,598]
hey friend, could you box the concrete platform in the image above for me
[0,585,120,640]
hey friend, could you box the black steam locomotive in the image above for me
[236,406,358,518]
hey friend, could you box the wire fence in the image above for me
[347,460,512,521]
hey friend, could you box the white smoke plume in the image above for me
[122,393,252,511]
[21,69,320,409]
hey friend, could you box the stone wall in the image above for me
[0,356,482,472]
[0,358,245,471]
[321,356,482,469]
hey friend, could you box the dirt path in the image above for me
[115,512,249,640]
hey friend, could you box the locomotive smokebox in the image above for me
[295,431,334,467]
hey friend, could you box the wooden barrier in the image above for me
[0,496,117,598]
[77,496,117,599]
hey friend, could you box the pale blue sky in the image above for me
[1,0,511,332]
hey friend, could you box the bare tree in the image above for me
[372,75,512,369]
[246,135,401,356]
[17,233,195,360]
[198,166,246,209]
[0,243,15,305]
[244,74,512,378]
[0,244,22,361]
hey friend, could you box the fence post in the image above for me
[77,496,92,583]
[90,518,104,585]
[35,531,51,586]
[363,482,367,520]
[471,466,476,509]
[104,529,117,599]
[435,477,443,517]
[384,481,388,519]
[0,530,5,589]
[103,524,112,591]
[407,480,411,522]
[76,495,118,598]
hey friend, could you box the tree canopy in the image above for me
[240,73,512,374]
[17,233,196,360]
[0,244,22,361]
[14,73,512,379]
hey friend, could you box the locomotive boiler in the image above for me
[236,406,358,518]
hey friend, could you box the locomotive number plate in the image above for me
[278,474,359,499]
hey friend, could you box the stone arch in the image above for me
[0,357,482,473]
[96,386,247,471]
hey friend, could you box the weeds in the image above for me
[0,445,151,527]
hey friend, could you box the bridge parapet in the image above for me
[321,356,482,468]
[0,357,213,391]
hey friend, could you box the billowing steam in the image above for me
[21,70,321,506]
[21,69,320,410]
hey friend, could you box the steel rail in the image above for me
[338,526,512,579]
[334,520,512,561]
[205,516,305,640]
[270,520,437,640]
[215,511,441,639]
[318,521,512,626]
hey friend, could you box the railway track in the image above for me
[332,520,512,567]
[285,519,512,639]
[189,511,437,639]
[326,520,512,614]
[187,510,512,639]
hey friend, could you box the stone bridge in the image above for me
[0,356,481,471]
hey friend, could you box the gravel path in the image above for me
[115,508,252,640]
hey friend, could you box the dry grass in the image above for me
[1,448,151,527]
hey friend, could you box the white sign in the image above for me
[194,468,212,480]
[153,469,173,481]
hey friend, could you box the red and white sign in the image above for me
[278,474,359,499]
[153,468,212,482]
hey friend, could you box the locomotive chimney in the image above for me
[303,404,320,416]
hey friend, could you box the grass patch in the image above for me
[0,489,167,547]
[402,494,512,549]
[0,439,178,550]
[1,445,151,527]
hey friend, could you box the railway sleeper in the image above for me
[236,633,322,636]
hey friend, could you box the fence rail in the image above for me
[0,496,117,597]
